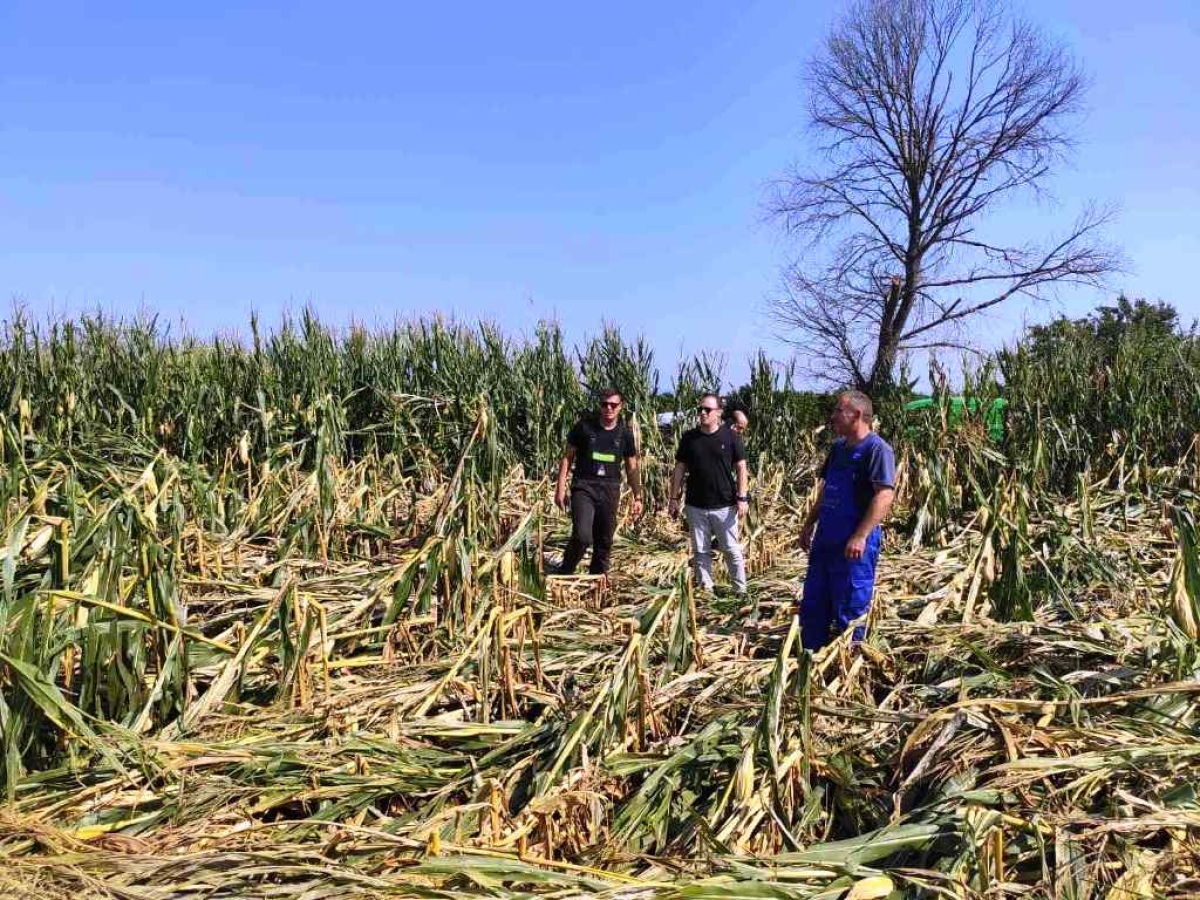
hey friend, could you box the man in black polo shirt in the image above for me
[555,388,644,576]
[668,393,749,596]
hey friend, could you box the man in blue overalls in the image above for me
[798,391,895,651]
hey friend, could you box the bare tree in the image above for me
[768,0,1118,393]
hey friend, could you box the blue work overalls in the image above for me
[800,438,883,651]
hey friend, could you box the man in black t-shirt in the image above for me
[668,393,749,596]
[554,388,644,576]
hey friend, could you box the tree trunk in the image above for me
[866,329,900,395]
[866,277,906,394]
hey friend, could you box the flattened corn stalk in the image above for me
[2,312,1200,898]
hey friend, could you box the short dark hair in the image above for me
[597,387,622,402]
[700,392,722,408]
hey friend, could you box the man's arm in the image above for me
[844,486,895,560]
[554,447,576,510]
[800,446,835,551]
[845,440,896,560]
[735,459,749,518]
[667,460,687,516]
[624,455,644,518]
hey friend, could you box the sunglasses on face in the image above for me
[697,406,719,414]
[600,401,621,409]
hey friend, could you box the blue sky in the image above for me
[1,1,1197,387]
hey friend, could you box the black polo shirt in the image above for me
[676,424,745,509]
[568,417,635,483]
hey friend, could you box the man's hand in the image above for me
[799,522,814,552]
[737,499,749,519]
[631,497,645,519]
[844,533,867,560]
[555,486,569,512]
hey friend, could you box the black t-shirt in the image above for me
[567,417,636,484]
[675,425,746,509]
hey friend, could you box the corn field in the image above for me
[1,311,1198,899]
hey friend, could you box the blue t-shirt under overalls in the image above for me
[802,432,896,650]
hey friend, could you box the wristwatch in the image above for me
[737,494,750,502]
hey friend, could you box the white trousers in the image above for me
[684,504,747,594]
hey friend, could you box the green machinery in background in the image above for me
[902,395,1008,442]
